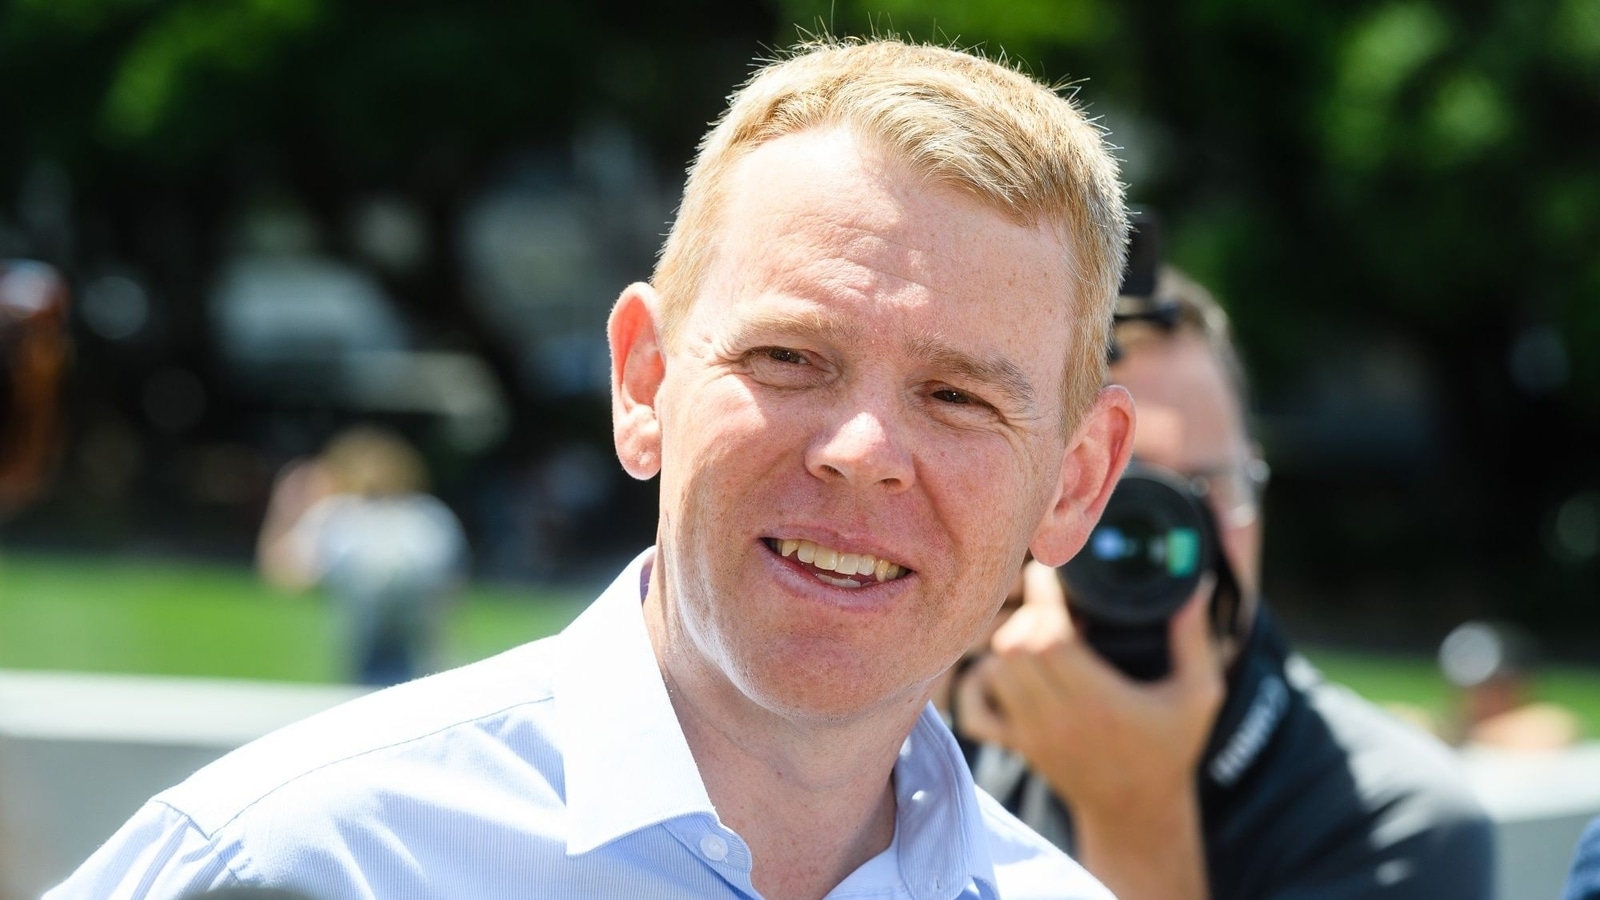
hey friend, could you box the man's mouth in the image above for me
[763,538,910,588]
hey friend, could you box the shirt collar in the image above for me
[557,548,1001,898]
[894,707,1000,899]
[558,548,717,855]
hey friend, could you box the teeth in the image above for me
[774,539,906,583]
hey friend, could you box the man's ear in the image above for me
[608,282,666,480]
[1029,385,1136,566]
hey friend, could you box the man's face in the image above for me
[1109,329,1262,598]
[642,128,1095,722]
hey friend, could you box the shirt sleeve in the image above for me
[44,800,241,900]
[1565,816,1600,900]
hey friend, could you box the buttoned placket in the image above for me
[669,816,757,896]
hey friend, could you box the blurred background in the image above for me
[0,0,1598,892]
[5,0,1595,670]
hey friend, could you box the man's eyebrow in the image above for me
[723,309,1039,412]
[723,307,843,344]
[907,334,1037,412]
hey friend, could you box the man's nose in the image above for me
[805,405,915,491]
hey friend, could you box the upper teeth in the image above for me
[779,539,905,582]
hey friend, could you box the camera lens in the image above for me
[1088,512,1200,583]
[1061,461,1214,627]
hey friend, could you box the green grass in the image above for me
[3,551,1599,741]
[1291,646,1600,741]
[0,551,588,683]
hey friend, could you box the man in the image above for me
[949,266,1496,899]
[49,39,1133,899]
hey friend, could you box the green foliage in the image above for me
[1322,3,1452,170]
[101,0,322,143]
[776,0,1113,60]
[1551,0,1600,67]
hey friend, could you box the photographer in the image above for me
[949,260,1495,899]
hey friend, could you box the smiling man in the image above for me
[50,39,1133,900]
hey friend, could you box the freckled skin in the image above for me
[638,128,1095,726]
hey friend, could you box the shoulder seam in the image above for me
[148,799,251,885]
[183,691,555,838]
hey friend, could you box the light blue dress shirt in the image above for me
[47,550,1113,900]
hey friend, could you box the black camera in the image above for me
[1059,461,1239,681]
[1053,211,1240,680]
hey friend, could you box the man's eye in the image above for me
[765,347,808,365]
[741,346,825,388]
[932,388,973,404]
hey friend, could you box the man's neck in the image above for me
[681,700,901,900]
[643,575,916,900]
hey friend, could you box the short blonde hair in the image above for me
[652,37,1128,426]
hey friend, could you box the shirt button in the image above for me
[699,833,729,862]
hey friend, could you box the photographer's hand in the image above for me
[955,559,1224,900]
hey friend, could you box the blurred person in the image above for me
[0,260,70,520]
[947,264,1496,899]
[256,424,469,687]
[1565,815,1600,900]
[1436,618,1580,751]
[48,37,1133,899]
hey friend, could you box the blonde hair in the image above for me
[321,425,428,497]
[652,37,1128,426]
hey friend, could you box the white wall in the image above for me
[2,670,1595,900]
[0,670,366,899]
[1458,744,1600,900]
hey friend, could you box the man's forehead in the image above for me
[715,129,1077,288]
[698,128,1079,398]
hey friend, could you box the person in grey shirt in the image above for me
[257,424,469,686]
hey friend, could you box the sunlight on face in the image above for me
[648,128,1088,723]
